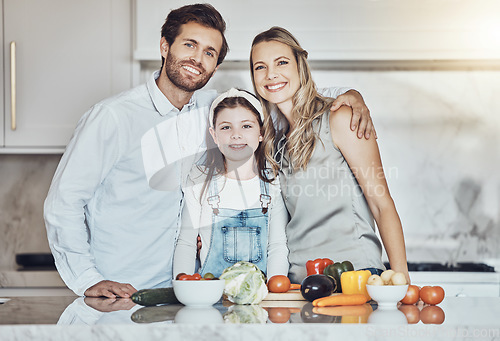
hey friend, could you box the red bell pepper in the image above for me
[306,258,334,276]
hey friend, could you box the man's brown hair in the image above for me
[161,3,229,66]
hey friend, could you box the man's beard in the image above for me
[163,50,215,92]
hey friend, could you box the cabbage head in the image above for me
[219,261,268,304]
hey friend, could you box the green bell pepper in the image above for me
[323,260,354,293]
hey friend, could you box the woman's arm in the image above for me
[329,107,410,283]
[266,177,290,279]
[319,87,376,139]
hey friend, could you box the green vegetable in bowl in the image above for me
[219,261,268,305]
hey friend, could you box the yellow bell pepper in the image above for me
[340,270,372,300]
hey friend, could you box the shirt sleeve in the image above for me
[44,103,121,296]
[318,87,352,99]
[266,176,290,279]
[173,173,202,277]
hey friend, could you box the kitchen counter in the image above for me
[1,293,499,341]
[0,270,65,288]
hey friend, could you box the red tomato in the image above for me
[398,304,420,324]
[175,273,187,280]
[267,275,291,293]
[178,273,203,280]
[420,286,445,305]
[267,307,291,323]
[420,305,445,324]
[401,285,420,305]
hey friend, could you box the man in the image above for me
[44,3,374,298]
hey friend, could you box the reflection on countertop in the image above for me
[1,294,499,340]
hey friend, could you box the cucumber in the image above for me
[131,287,179,306]
[131,305,182,323]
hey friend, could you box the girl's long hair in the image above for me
[250,26,334,171]
[199,94,273,200]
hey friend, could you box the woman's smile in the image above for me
[251,40,300,115]
[265,82,287,92]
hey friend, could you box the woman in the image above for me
[250,26,409,284]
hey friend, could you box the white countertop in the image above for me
[0,295,499,341]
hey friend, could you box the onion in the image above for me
[391,272,408,285]
[380,270,395,285]
[367,274,384,286]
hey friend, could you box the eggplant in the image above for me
[300,274,336,302]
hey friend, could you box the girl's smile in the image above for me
[229,143,247,150]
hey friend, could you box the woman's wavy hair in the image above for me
[250,26,333,171]
[199,91,273,200]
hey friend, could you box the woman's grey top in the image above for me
[276,111,384,284]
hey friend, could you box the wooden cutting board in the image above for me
[263,290,304,301]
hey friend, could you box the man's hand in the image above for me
[84,297,136,313]
[84,280,137,299]
[330,89,376,139]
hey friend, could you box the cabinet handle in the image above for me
[10,41,17,131]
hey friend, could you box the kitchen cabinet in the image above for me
[134,0,500,62]
[1,0,132,153]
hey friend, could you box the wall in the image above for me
[1,38,499,273]
[0,155,60,269]
[143,61,500,266]
[1,64,499,270]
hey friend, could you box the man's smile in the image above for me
[182,65,201,75]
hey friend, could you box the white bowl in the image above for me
[368,308,408,324]
[366,284,409,309]
[174,306,224,324]
[172,279,225,307]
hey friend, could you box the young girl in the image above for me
[250,27,410,284]
[173,88,289,279]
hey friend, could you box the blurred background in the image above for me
[1,0,499,288]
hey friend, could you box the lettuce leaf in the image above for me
[219,261,268,305]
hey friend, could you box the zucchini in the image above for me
[131,287,179,306]
[131,305,182,323]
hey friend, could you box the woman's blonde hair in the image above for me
[250,26,333,171]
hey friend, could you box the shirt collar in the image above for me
[146,70,198,117]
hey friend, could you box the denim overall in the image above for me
[199,177,271,277]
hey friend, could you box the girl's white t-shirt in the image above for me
[215,176,262,211]
[173,170,289,279]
